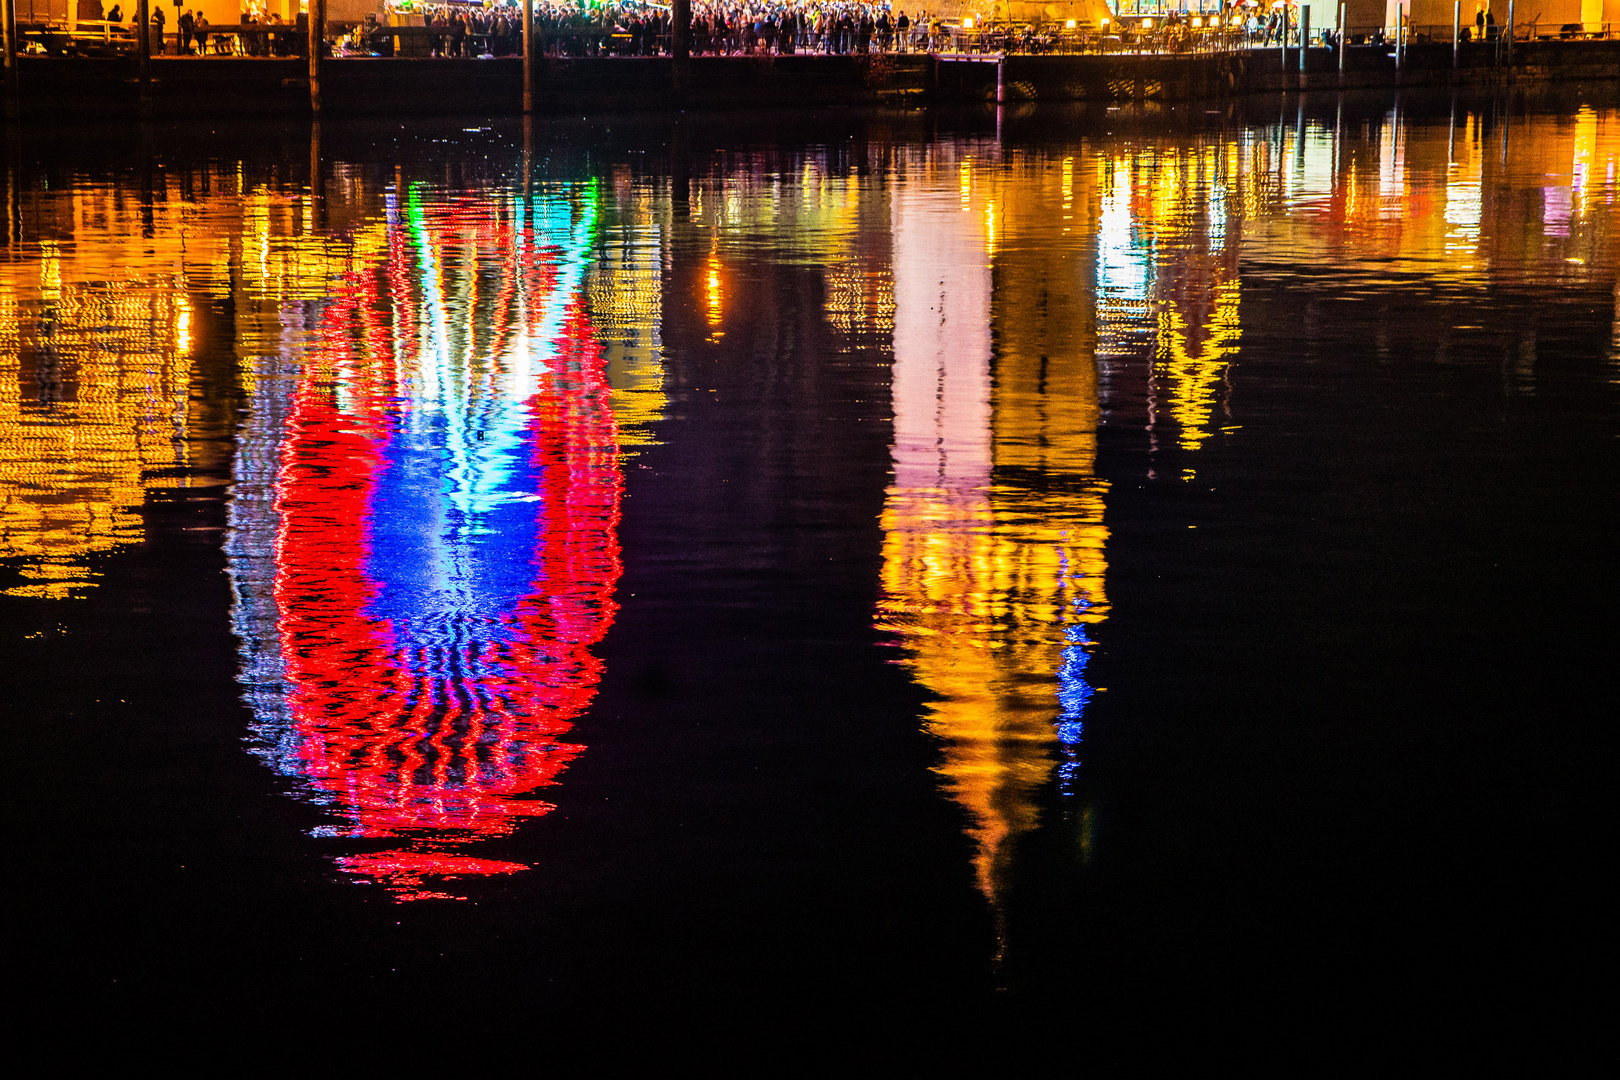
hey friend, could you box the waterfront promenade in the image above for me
[6,14,1620,118]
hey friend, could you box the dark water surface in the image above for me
[3,96,1613,1054]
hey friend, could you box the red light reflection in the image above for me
[242,194,621,900]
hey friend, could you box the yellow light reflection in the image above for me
[1156,279,1242,452]
[881,153,1108,934]
[0,279,193,598]
[2,158,672,598]
[705,248,723,333]
[176,297,193,355]
[590,220,669,451]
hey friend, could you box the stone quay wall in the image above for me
[4,40,1620,119]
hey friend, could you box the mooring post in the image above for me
[672,0,690,97]
[1,0,19,122]
[1300,4,1310,89]
[1338,1,1346,85]
[1394,3,1403,83]
[1279,3,1288,75]
[308,0,324,116]
[136,0,151,116]
[996,54,1005,102]
[1506,0,1514,70]
[1458,0,1470,76]
[521,0,533,113]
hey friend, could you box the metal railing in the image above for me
[19,17,136,56]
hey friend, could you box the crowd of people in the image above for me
[360,1,1341,60]
[352,2,937,59]
[48,0,1397,62]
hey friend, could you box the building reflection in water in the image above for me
[870,106,1620,928]
[1105,143,1244,463]
[876,147,1110,931]
[5,107,1620,911]
[228,181,665,900]
[875,137,1251,926]
[0,250,196,598]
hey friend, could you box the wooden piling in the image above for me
[1,0,18,122]
[1300,5,1310,90]
[136,0,151,116]
[521,0,532,113]
[309,0,324,116]
[1338,1,1346,87]
[673,0,691,97]
[1506,0,1514,70]
[1458,0,1470,78]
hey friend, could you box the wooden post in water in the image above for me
[2,0,19,122]
[1394,2,1403,82]
[136,0,151,116]
[308,0,324,116]
[1279,3,1288,74]
[521,0,532,113]
[672,0,690,97]
[1338,1,1346,85]
[1506,0,1514,69]
[1458,0,1470,76]
[1300,4,1310,89]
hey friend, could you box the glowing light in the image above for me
[175,298,192,354]
[962,16,974,28]
[228,185,659,901]
[1155,279,1243,451]
[706,252,723,328]
[1066,18,1077,28]
[0,278,194,598]
[883,163,1108,935]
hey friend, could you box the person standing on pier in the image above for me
[150,4,166,54]
[178,9,194,54]
[448,7,466,57]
